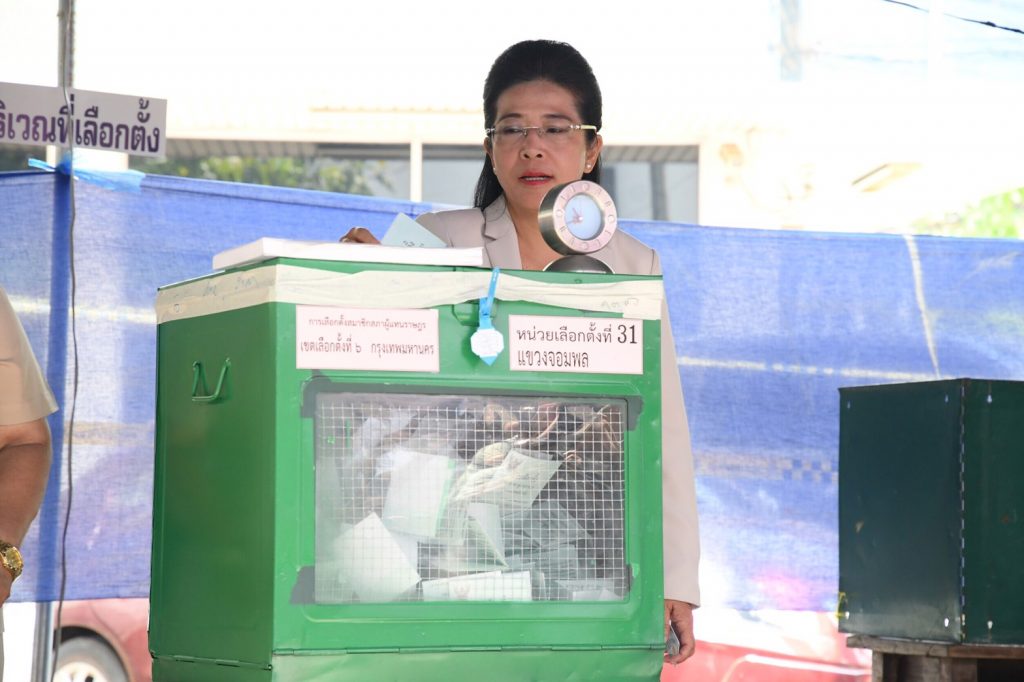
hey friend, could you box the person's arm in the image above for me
[660,307,701,607]
[0,417,52,605]
[652,251,701,664]
[661,313,700,665]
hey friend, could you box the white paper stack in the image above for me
[212,237,484,270]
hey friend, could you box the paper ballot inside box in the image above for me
[335,513,421,602]
[421,570,533,602]
[453,449,562,511]
[382,449,462,540]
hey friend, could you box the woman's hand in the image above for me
[339,227,380,244]
[664,598,696,664]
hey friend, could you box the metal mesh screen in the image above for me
[314,392,628,603]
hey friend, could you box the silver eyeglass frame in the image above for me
[485,123,598,142]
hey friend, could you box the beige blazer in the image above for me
[0,287,58,426]
[418,197,701,605]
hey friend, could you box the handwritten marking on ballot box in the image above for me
[508,315,643,374]
[296,306,440,373]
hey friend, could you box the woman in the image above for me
[0,286,58,678]
[342,39,700,665]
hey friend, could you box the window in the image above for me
[602,146,699,224]
[422,145,483,206]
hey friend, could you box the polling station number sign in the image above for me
[295,307,643,375]
[508,315,644,375]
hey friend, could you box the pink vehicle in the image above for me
[665,610,870,681]
[52,599,151,682]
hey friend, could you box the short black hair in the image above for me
[474,40,603,209]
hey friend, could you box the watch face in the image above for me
[538,181,617,255]
[564,193,603,240]
[0,542,23,579]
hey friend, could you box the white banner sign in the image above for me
[0,82,166,157]
[508,315,644,374]
[296,305,440,373]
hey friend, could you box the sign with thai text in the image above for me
[508,314,644,374]
[0,82,166,157]
[296,305,440,373]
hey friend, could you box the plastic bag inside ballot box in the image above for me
[312,393,629,604]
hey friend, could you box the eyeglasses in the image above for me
[486,124,597,147]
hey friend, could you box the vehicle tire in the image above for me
[53,636,129,682]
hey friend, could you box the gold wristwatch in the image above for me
[0,540,23,581]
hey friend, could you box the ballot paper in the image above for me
[381,213,447,248]
[557,579,622,601]
[335,513,421,602]
[453,449,562,512]
[382,450,460,540]
[353,410,415,462]
[468,502,505,558]
[421,570,533,602]
[507,499,588,547]
[429,503,508,573]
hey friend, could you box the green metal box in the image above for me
[838,379,1024,643]
[150,258,669,680]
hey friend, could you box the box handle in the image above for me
[191,358,230,403]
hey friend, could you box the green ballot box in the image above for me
[150,254,669,681]
[838,379,1024,644]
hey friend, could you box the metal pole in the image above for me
[30,603,54,682]
[32,2,74,681]
[780,0,802,81]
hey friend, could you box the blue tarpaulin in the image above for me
[2,170,1022,610]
